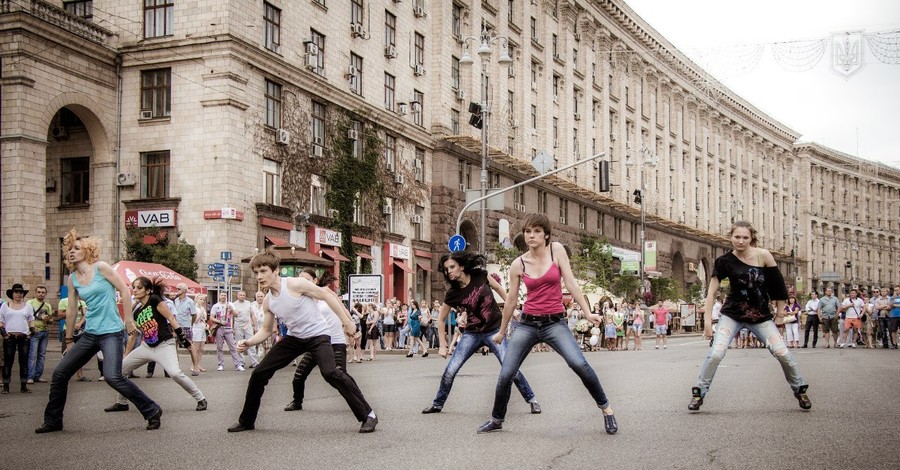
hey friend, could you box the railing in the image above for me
[1,0,114,45]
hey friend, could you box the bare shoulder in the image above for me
[757,248,776,266]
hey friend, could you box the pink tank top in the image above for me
[521,249,564,315]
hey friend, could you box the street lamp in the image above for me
[625,145,657,296]
[459,28,512,254]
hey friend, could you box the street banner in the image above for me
[348,274,383,307]
[644,241,657,271]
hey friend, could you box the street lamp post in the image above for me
[459,29,512,254]
[626,145,657,296]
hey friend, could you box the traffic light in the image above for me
[633,189,643,204]
[598,160,610,192]
[468,102,483,129]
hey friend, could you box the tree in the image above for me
[569,236,617,292]
[123,227,199,281]
[648,277,679,304]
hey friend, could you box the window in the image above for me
[349,53,363,95]
[506,90,514,116]
[311,101,325,146]
[384,73,395,111]
[530,104,537,130]
[264,79,282,128]
[451,56,460,89]
[263,158,281,206]
[310,30,325,76]
[384,197,394,233]
[513,184,524,209]
[414,33,425,66]
[538,190,547,214]
[140,68,171,118]
[263,2,281,52]
[414,147,425,183]
[64,0,92,19]
[552,74,559,101]
[351,0,363,25]
[552,34,558,57]
[141,151,170,199]
[384,135,396,171]
[353,192,365,225]
[350,120,363,159]
[414,205,425,240]
[412,89,424,126]
[310,174,327,216]
[552,117,558,145]
[385,12,396,47]
[572,48,578,68]
[60,157,89,205]
[507,0,515,24]
[530,17,537,43]
[452,3,462,38]
[143,0,174,38]
[560,198,568,225]
[451,109,459,134]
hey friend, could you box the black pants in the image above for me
[3,334,30,384]
[292,344,350,404]
[238,335,371,426]
[359,320,367,351]
[803,315,820,347]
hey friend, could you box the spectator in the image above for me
[783,296,801,348]
[209,292,243,371]
[802,292,820,348]
[817,287,840,348]
[838,289,864,349]
[27,285,53,384]
[1,283,35,394]
[652,300,670,349]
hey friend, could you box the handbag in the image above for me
[783,314,797,324]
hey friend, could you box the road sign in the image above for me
[820,271,841,282]
[531,150,555,174]
[228,263,239,270]
[212,275,225,282]
[448,234,466,252]
[207,269,223,276]
[220,251,232,261]
[209,263,225,269]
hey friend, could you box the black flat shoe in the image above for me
[421,405,442,414]
[477,420,502,433]
[530,401,542,414]
[227,422,255,432]
[794,385,812,410]
[603,413,618,434]
[35,423,63,434]
[422,352,429,357]
[688,387,704,411]
[359,415,378,433]
[146,409,162,430]
[196,399,208,411]
[104,403,129,412]
[406,353,414,358]
[284,401,302,411]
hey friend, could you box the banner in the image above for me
[348,274,383,306]
[644,241,657,271]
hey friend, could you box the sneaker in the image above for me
[249,364,257,369]
[227,422,254,432]
[655,346,659,349]
[36,378,48,383]
[794,385,812,411]
[849,344,856,349]
[422,352,429,358]
[236,365,245,371]
[688,387,704,411]
[893,345,899,349]
[104,403,129,412]
[359,415,378,433]
[477,420,502,433]
[191,370,200,377]
[838,343,845,348]
[98,376,105,382]
[196,399,208,411]
[663,345,667,349]
[421,405,442,414]
[77,376,91,382]
[530,401,542,414]
[216,365,224,371]
[146,409,162,430]
[26,379,34,385]
[284,401,303,411]
[34,423,63,434]
[602,413,618,434]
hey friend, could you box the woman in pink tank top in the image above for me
[477,214,618,435]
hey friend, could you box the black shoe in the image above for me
[35,423,63,434]
[227,422,254,432]
[406,353,414,358]
[196,399,208,411]
[422,352,429,357]
[794,385,812,411]
[164,372,170,378]
[104,403,129,412]
[284,401,303,411]
[801,345,807,348]
[1,384,8,394]
[530,401,542,414]
[603,413,618,434]
[359,415,378,433]
[146,409,162,430]
[145,373,153,378]
[20,383,31,394]
[477,419,502,433]
[688,387,704,411]
[421,405,442,414]
[128,372,139,379]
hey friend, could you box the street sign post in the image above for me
[220,251,232,261]
[448,234,466,253]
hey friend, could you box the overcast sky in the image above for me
[624,0,900,168]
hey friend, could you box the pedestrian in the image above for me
[478,214,617,435]
[190,294,208,375]
[173,283,198,369]
[783,296,801,348]
[405,300,429,358]
[872,288,893,349]
[621,301,633,350]
[36,229,162,433]
[349,303,363,363]
[250,291,272,359]
[364,304,380,361]
[688,221,811,412]
[27,285,53,384]
[103,277,207,413]
[817,287,840,348]
[631,301,644,350]
[421,251,540,415]
[888,285,900,349]
[838,289,864,349]
[227,250,377,433]
[231,291,259,368]
[652,301,669,349]
[863,290,878,348]
[604,315,616,351]
[209,292,243,371]
[802,291,820,348]
[2,283,35,394]
[382,303,397,350]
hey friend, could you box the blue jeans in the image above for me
[696,314,806,397]
[43,330,160,427]
[28,330,49,380]
[432,329,535,408]
[491,319,608,422]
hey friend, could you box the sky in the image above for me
[623,0,900,168]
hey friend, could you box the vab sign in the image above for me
[315,227,342,247]
[125,209,176,228]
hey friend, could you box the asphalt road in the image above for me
[2,336,898,469]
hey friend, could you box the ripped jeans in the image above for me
[696,314,806,397]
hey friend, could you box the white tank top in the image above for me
[318,300,346,345]
[266,278,330,339]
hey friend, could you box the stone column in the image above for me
[1,135,48,288]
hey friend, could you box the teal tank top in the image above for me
[72,265,124,334]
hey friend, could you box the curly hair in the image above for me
[437,251,487,289]
[62,228,100,271]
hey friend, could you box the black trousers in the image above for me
[803,315,820,347]
[292,344,350,404]
[238,335,371,426]
[3,334,30,384]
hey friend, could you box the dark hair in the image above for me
[132,276,165,298]
[522,213,552,246]
[412,299,420,311]
[250,249,280,272]
[437,251,486,288]
[301,267,318,279]
[728,221,759,247]
[317,272,337,288]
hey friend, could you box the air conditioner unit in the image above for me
[411,102,422,113]
[305,43,318,55]
[311,144,323,158]
[384,45,398,58]
[574,113,581,121]
[456,89,465,101]
[578,223,585,230]
[514,203,525,212]
[138,110,153,121]
[276,128,290,145]
[351,23,364,37]
[695,204,701,211]
[327,208,340,218]
[394,174,405,184]
[415,167,423,182]
[411,214,424,224]
[347,129,359,140]
[678,215,685,223]
[509,119,519,128]
[596,228,603,235]
[414,6,427,17]
[414,65,426,76]
[397,103,408,115]
[382,205,393,215]
[458,183,466,191]
[347,65,358,77]
[574,33,582,42]
[386,161,394,172]
[609,133,617,141]
[553,139,559,148]
[305,54,318,69]
[116,172,136,187]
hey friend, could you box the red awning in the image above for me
[416,261,432,272]
[392,259,414,274]
[111,261,207,295]
[265,236,290,246]
[356,251,373,260]
[321,248,350,262]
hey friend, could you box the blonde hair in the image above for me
[62,228,100,270]
[195,294,207,309]
[728,221,759,247]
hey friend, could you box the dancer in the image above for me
[421,252,540,415]
[228,250,377,433]
[103,277,207,413]
[689,221,811,412]
[36,229,162,433]
[478,214,616,434]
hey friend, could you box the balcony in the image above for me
[1,0,114,45]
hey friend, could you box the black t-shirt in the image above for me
[133,295,174,347]
[712,252,788,324]
[443,271,501,333]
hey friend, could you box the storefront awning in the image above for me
[416,260,432,272]
[356,251,373,260]
[321,248,350,262]
[241,247,333,267]
[392,259,414,274]
[265,236,290,246]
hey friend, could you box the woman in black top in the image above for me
[690,221,811,411]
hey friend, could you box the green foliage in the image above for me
[570,236,617,292]
[123,227,199,281]
[686,283,703,303]
[648,277,679,304]
[611,275,640,299]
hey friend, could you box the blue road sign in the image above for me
[448,234,466,253]
[212,275,225,282]
[228,264,240,270]
[220,251,232,261]
[209,263,225,269]
[207,267,223,274]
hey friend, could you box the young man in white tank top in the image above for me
[228,251,378,433]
